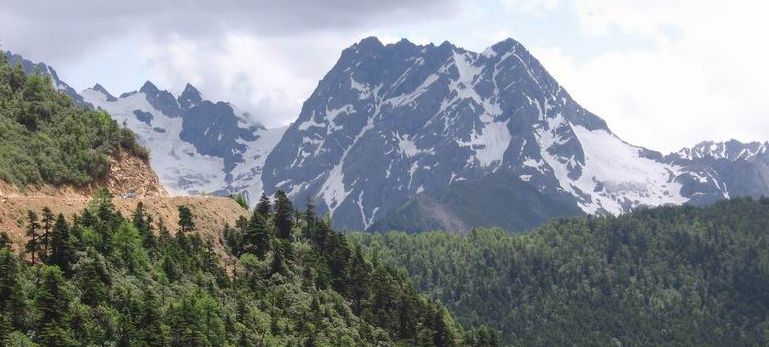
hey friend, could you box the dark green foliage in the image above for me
[242,210,271,259]
[0,52,148,187]
[177,205,195,235]
[1,190,478,346]
[273,190,294,240]
[256,193,272,217]
[49,213,75,275]
[37,266,76,346]
[24,210,41,264]
[352,198,769,346]
[41,207,54,260]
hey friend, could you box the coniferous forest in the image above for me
[351,198,769,346]
[0,189,497,346]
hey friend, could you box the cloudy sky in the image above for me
[1,0,767,152]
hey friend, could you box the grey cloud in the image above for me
[0,0,458,60]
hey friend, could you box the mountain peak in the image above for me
[92,83,117,102]
[179,83,203,109]
[139,81,159,95]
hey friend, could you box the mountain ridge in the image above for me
[261,36,736,231]
[6,43,769,233]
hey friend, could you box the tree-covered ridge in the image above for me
[351,198,769,346]
[0,51,147,187]
[0,189,496,346]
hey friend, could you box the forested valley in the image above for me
[352,198,769,346]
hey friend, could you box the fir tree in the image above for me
[303,197,317,240]
[0,249,26,329]
[139,289,168,346]
[348,246,371,314]
[24,210,41,264]
[243,211,271,259]
[49,214,75,275]
[222,223,242,256]
[74,253,111,307]
[273,190,294,241]
[41,207,54,261]
[271,240,288,276]
[256,193,272,217]
[36,266,76,347]
[177,205,195,235]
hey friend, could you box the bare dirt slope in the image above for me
[0,150,248,256]
[0,195,248,256]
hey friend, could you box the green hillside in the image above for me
[0,51,146,187]
[352,198,769,346]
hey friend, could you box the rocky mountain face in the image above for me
[667,140,769,205]
[261,37,728,231]
[81,82,286,201]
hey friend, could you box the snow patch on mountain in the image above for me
[82,83,286,202]
[82,88,227,194]
[570,126,687,214]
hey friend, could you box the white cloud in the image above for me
[139,33,352,128]
[529,0,769,152]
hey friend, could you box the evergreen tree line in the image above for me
[0,50,147,187]
[351,198,769,346]
[0,188,498,346]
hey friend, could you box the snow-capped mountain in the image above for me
[262,37,767,232]
[81,82,287,201]
[672,140,768,162]
[667,140,769,206]
[6,46,767,233]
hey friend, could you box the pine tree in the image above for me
[270,240,288,276]
[222,223,243,256]
[140,289,167,346]
[80,208,97,228]
[348,246,371,315]
[24,210,41,264]
[132,202,148,233]
[133,202,156,253]
[49,214,75,275]
[273,190,294,241]
[303,197,317,240]
[243,211,271,259]
[0,249,27,330]
[75,253,111,307]
[41,207,54,262]
[256,193,272,217]
[177,206,195,235]
[157,217,172,247]
[36,266,76,346]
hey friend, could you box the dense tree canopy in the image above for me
[0,51,147,187]
[351,198,769,346]
[0,189,494,346]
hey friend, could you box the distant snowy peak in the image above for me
[673,140,769,161]
[91,84,117,102]
[261,36,686,230]
[82,81,285,200]
[178,83,203,109]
